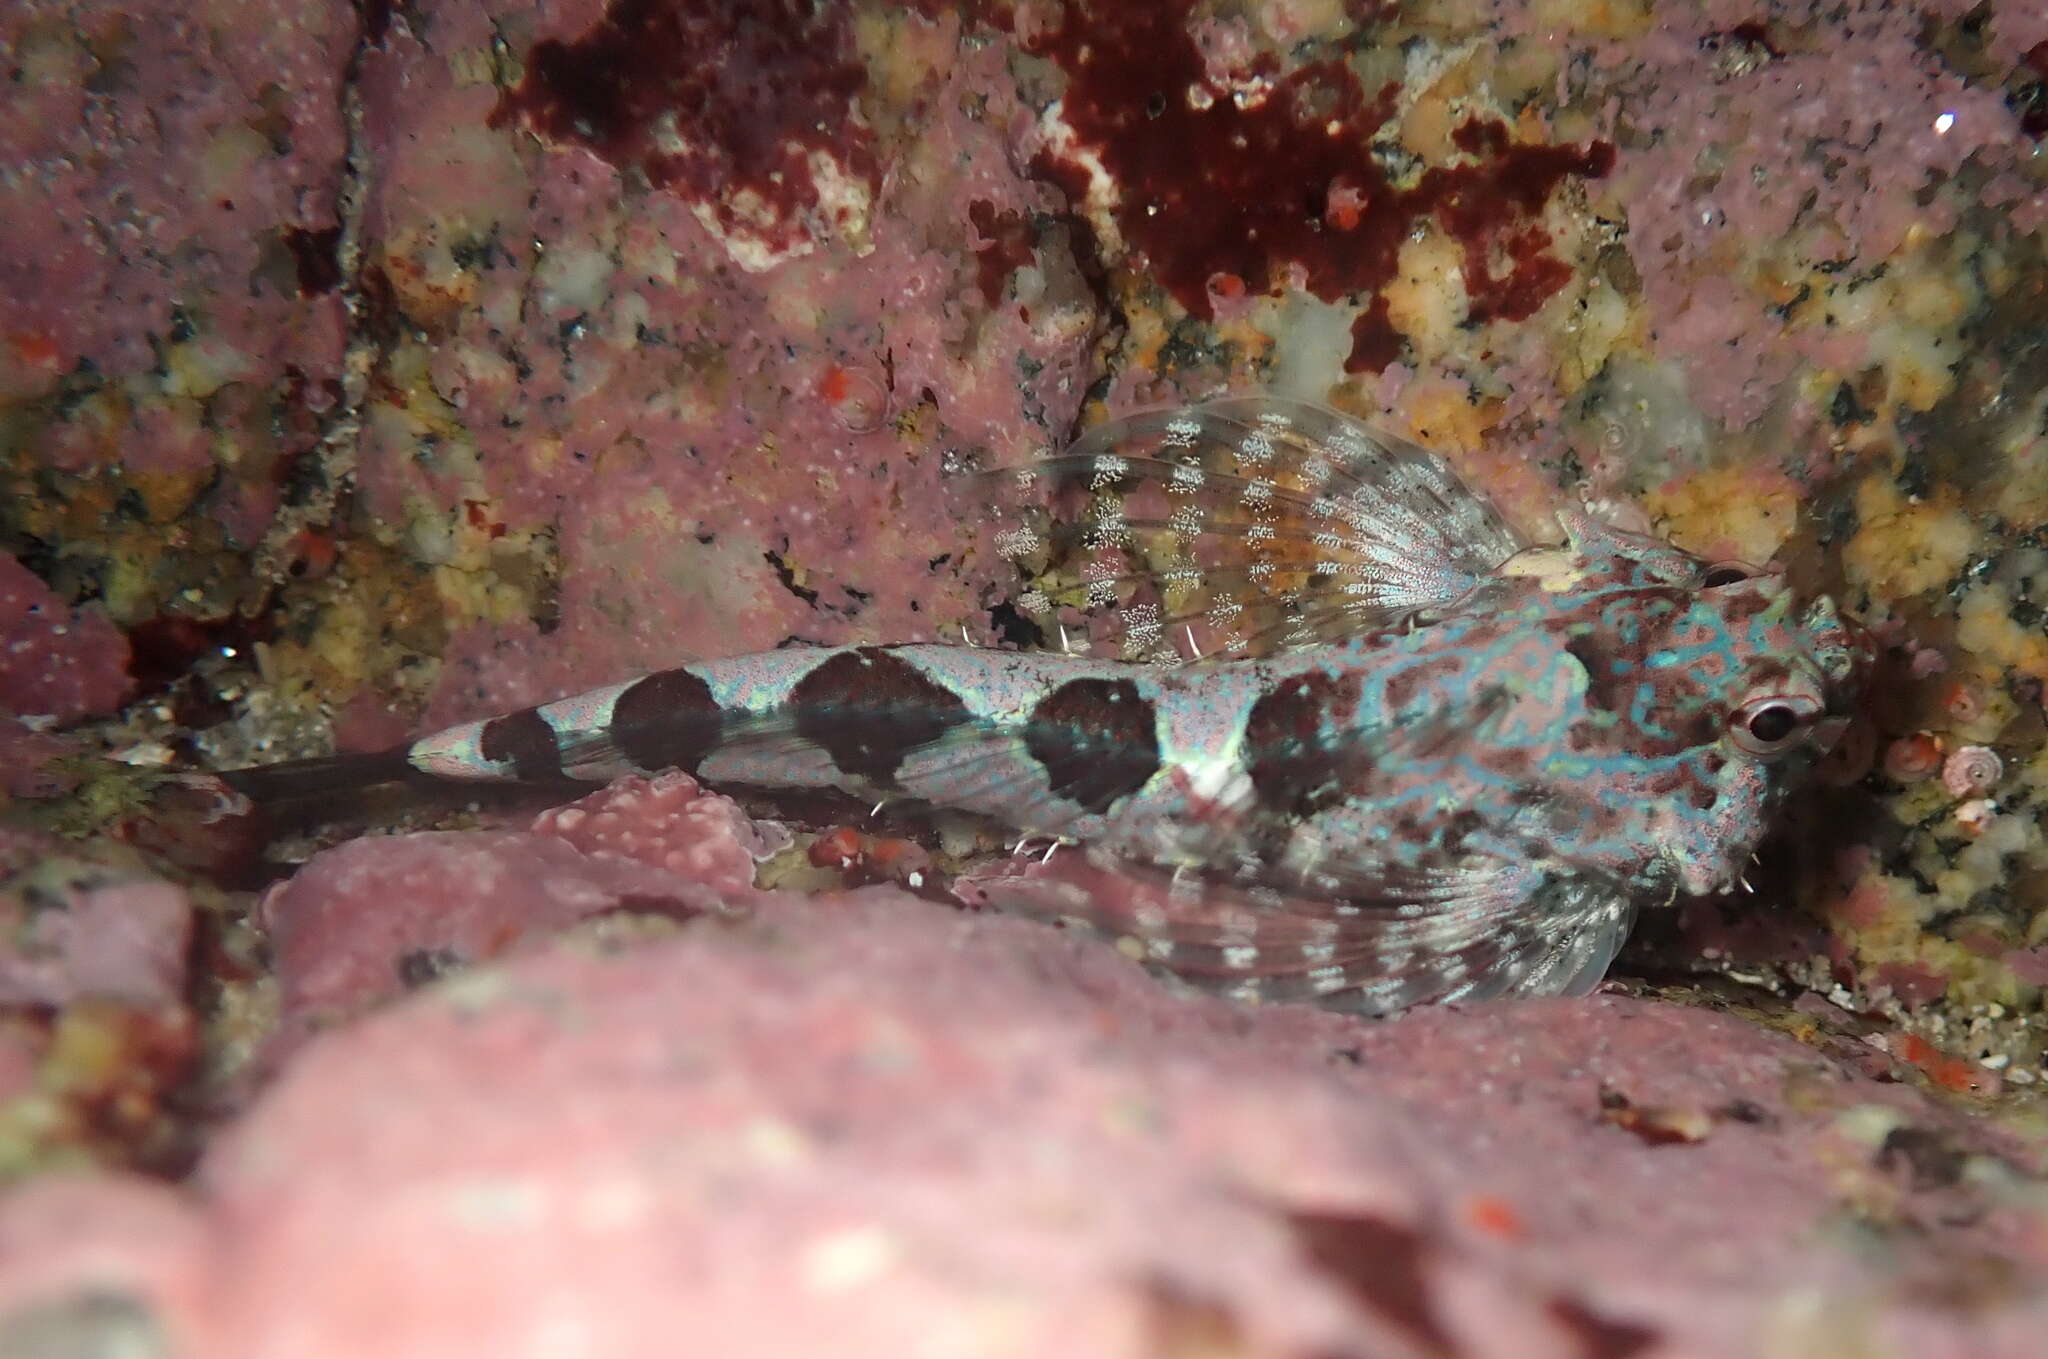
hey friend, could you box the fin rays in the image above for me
[985,396,1524,663]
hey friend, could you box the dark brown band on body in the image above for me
[610,667,725,773]
[789,647,971,785]
[1243,669,1364,818]
[1023,677,1161,813]
[479,709,563,779]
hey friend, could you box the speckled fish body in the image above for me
[226,397,1868,1014]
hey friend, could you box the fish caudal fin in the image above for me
[216,749,426,804]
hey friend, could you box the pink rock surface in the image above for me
[0,0,351,406]
[0,554,132,724]
[0,896,2044,1356]
[258,828,735,1029]
[0,828,191,1009]
[0,718,83,801]
[1591,0,2028,431]
[531,769,792,888]
[0,1177,213,1352]
[1,0,355,608]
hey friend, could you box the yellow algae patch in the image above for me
[267,576,443,703]
[1842,476,1976,600]
[433,558,542,631]
[129,463,210,527]
[1890,265,1971,331]
[300,589,387,691]
[1497,49,1563,121]
[1527,0,1653,37]
[161,335,261,401]
[379,234,484,338]
[1398,377,1493,454]
[1120,305,1176,382]
[1874,326,1958,412]
[448,44,498,89]
[1995,435,2048,531]
[1398,79,1461,162]
[385,123,531,243]
[1642,463,1798,566]
[1382,231,1467,362]
[853,7,951,110]
[199,122,271,201]
[1814,252,1975,416]
[612,483,686,535]
[1210,308,1279,371]
[441,339,519,401]
[1555,276,1635,395]
[533,241,615,319]
[1257,0,1355,44]
[524,436,566,479]
[1957,581,2048,688]
[1840,871,1945,946]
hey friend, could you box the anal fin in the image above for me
[958,845,1637,1015]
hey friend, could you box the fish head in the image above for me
[1642,568,1869,897]
[1539,516,1871,897]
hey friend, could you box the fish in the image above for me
[221,395,1869,1014]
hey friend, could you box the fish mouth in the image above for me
[1654,844,1725,899]
[1810,715,1850,755]
[1677,858,1728,898]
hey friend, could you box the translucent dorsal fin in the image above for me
[985,396,1525,662]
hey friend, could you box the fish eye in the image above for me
[1729,695,1817,757]
[1702,562,1755,588]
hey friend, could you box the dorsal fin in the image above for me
[985,396,1525,663]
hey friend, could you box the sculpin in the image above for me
[225,396,1868,1013]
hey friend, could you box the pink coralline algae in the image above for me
[532,770,790,892]
[1598,2,2035,426]
[0,900,2041,1355]
[0,552,132,723]
[256,770,797,1028]
[1941,745,2004,798]
[0,829,192,1010]
[258,829,741,1028]
[0,4,349,402]
[0,718,82,801]
[2004,944,2048,987]
[350,10,1095,728]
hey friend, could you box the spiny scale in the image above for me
[223,396,1869,1015]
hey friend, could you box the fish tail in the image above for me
[217,748,426,804]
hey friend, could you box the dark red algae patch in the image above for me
[969,200,1037,305]
[1027,2,1613,366]
[2019,42,2048,141]
[281,225,343,297]
[1346,293,1402,373]
[490,0,876,251]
